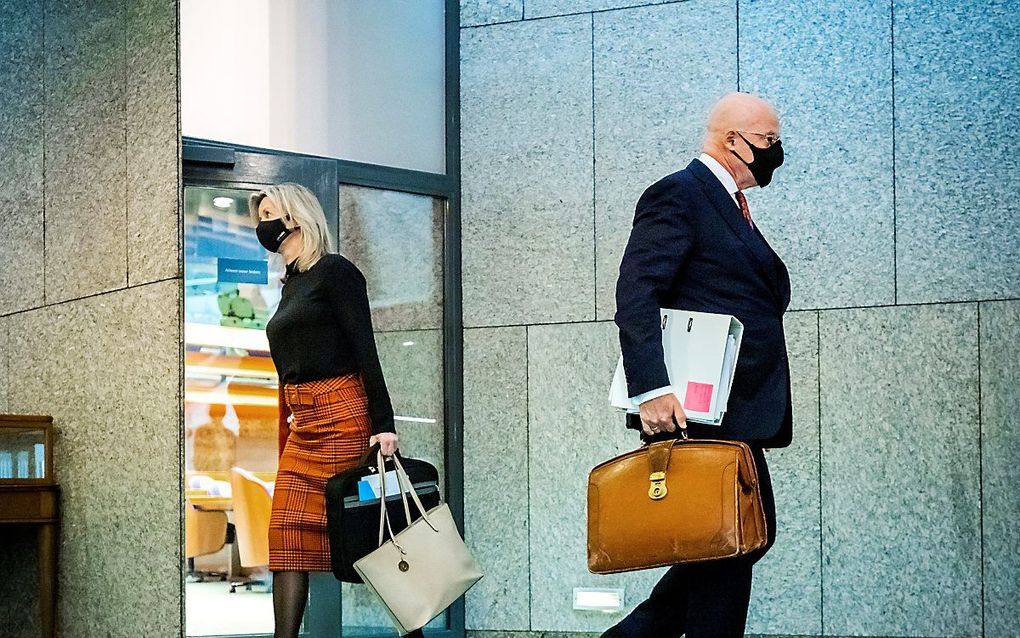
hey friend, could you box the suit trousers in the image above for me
[602,438,776,638]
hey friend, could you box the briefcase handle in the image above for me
[359,442,409,468]
[639,418,689,449]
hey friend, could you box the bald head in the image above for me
[705,92,779,147]
[702,92,782,189]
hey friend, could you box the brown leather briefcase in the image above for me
[587,434,767,574]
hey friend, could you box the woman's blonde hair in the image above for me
[248,183,334,273]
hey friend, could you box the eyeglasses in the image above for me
[736,130,781,147]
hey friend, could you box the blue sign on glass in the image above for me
[218,258,268,285]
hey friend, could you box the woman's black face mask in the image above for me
[256,217,295,253]
[731,132,784,187]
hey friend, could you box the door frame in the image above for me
[182,139,464,638]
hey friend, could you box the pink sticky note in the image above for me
[684,381,714,412]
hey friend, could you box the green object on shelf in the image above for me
[230,296,255,320]
[239,317,267,330]
[217,288,239,314]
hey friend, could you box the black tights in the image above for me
[273,571,308,638]
[272,570,426,637]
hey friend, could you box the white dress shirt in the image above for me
[627,154,742,408]
[697,152,740,206]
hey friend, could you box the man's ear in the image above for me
[728,132,750,162]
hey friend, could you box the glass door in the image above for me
[183,182,283,637]
[182,141,455,638]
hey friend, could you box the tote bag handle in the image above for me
[374,451,439,552]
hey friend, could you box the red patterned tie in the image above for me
[735,191,753,228]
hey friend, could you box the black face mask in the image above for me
[731,132,784,187]
[256,217,295,253]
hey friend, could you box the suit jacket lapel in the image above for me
[687,159,775,277]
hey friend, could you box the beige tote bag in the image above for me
[353,452,483,635]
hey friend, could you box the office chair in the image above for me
[185,500,229,582]
[229,467,274,593]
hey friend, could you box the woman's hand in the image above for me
[369,432,399,457]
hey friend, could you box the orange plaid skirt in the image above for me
[268,373,372,572]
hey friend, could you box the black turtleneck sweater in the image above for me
[265,252,395,434]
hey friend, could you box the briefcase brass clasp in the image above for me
[648,471,667,500]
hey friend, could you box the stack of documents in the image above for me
[609,309,743,426]
[357,470,413,502]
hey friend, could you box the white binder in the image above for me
[609,309,744,425]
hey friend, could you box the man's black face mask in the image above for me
[731,131,784,187]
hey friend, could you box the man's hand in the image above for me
[369,432,399,457]
[638,393,688,437]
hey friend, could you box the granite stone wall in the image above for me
[0,0,181,636]
[459,0,1019,636]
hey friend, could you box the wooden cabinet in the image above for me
[0,415,59,638]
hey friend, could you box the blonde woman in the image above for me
[251,183,413,637]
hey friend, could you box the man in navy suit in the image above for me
[604,92,791,638]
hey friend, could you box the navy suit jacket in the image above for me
[615,158,793,447]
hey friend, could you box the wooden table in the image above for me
[189,494,233,511]
[0,484,59,638]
